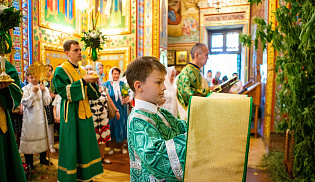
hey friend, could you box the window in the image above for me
[208,29,242,54]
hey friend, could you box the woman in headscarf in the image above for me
[102,67,129,155]
[161,66,178,117]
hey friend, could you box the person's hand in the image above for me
[115,111,120,120]
[39,84,45,91]
[54,117,60,123]
[50,93,55,98]
[19,105,23,114]
[32,85,39,93]
[0,82,11,89]
[83,73,99,83]
[122,96,130,104]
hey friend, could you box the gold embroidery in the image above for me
[11,83,23,95]
[0,105,7,134]
[76,158,102,168]
[58,166,77,174]
[89,83,100,97]
[65,101,69,123]
[66,84,72,102]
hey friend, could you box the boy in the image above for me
[125,56,187,182]
[19,68,52,170]
[43,64,56,153]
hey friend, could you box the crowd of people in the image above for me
[1,41,245,182]
[206,70,243,94]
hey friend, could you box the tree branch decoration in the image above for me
[240,0,315,180]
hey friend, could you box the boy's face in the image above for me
[28,75,39,85]
[139,69,166,105]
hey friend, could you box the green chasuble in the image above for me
[0,61,27,182]
[128,105,187,182]
[176,64,210,110]
[53,62,103,181]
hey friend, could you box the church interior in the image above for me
[1,0,314,180]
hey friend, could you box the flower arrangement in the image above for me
[121,84,130,97]
[0,4,22,54]
[80,29,107,61]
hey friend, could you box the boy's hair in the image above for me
[126,56,166,92]
[207,70,212,73]
[98,62,104,68]
[25,68,31,77]
[45,64,53,71]
[63,40,79,52]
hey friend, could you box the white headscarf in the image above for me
[109,67,122,102]
[162,66,178,117]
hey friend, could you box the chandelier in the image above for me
[208,0,230,12]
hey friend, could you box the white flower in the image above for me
[90,32,96,38]
[100,37,104,44]
[0,5,8,14]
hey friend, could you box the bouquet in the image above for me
[121,84,130,97]
[80,30,107,61]
[0,4,22,54]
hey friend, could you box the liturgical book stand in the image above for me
[184,93,252,182]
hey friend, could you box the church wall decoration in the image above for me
[199,5,250,84]
[168,0,200,44]
[39,0,83,34]
[176,50,187,65]
[137,0,144,57]
[6,0,29,82]
[160,0,167,49]
[94,0,131,35]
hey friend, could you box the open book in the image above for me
[212,76,238,93]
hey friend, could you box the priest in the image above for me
[53,40,103,181]
[0,60,27,182]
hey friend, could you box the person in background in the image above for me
[52,94,61,125]
[20,69,52,170]
[0,60,27,182]
[102,67,129,155]
[229,73,243,94]
[97,62,106,84]
[90,85,120,165]
[206,70,214,87]
[213,71,222,85]
[84,65,93,72]
[176,43,210,120]
[222,75,228,82]
[43,64,56,153]
[20,71,29,88]
[161,66,178,117]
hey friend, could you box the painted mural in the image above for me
[168,0,200,44]
[160,0,167,48]
[97,0,130,30]
[45,0,77,28]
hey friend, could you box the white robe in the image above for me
[19,83,51,154]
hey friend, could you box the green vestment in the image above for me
[53,62,103,181]
[127,107,187,181]
[176,64,210,110]
[0,60,27,182]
